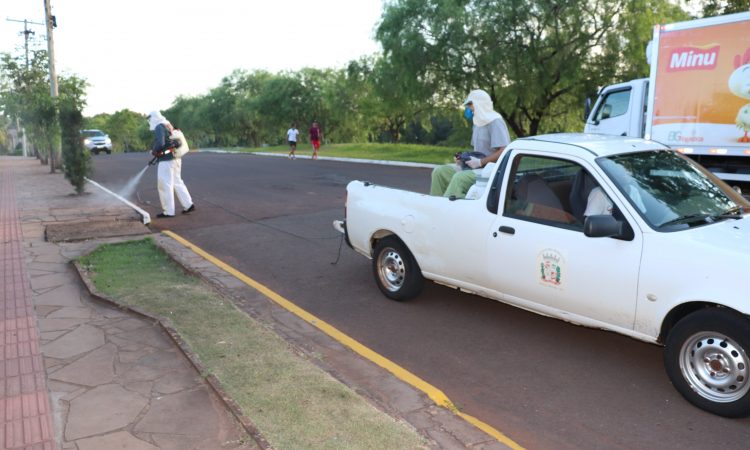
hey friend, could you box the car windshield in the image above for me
[597,150,749,230]
[81,130,105,137]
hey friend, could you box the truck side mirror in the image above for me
[584,98,592,122]
[584,215,634,241]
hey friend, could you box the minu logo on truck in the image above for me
[667,45,720,72]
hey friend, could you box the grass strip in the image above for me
[78,238,427,450]
[235,143,457,165]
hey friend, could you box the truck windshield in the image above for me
[597,150,749,230]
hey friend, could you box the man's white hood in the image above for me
[148,110,169,131]
[465,89,503,127]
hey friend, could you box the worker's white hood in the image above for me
[148,111,169,131]
[465,89,503,127]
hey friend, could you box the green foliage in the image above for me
[0,115,9,154]
[375,0,693,137]
[58,72,90,192]
[4,2,705,152]
[697,0,750,16]
[0,50,58,165]
[83,110,150,153]
[59,100,90,194]
[1,50,91,171]
[602,0,689,83]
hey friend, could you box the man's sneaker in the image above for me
[156,213,174,218]
[182,204,195,214]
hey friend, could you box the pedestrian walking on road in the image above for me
[148,110,195,218]
[309,121,323,160]
[287,123,300,159]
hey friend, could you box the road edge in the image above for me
[160,230,523,450]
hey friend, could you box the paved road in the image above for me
[90,152,750,450]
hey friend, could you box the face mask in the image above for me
[463,107,473,122]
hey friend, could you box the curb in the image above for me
[71,257,274,450]
[85,177,152,225]
[198,149,441,169]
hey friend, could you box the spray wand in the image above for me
[148,155,158,166]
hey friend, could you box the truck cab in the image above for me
[584,79,649,139]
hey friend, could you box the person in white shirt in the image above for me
[287,123,300,159]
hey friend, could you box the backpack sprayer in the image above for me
[148,129,187,166]
[147,144,177,166]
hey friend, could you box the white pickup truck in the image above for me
[335,133,750,417]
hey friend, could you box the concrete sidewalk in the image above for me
[2,156,512,450]
[1,157,256,450]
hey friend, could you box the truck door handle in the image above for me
[499,226,515,235]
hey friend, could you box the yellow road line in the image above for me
[163,230,525,450]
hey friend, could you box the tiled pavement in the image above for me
[1,162,55,449]
[1,157,256,450]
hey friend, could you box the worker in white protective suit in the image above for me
[430,89,511,198]
[148,111,195,218]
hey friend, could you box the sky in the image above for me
[1,0,384,116]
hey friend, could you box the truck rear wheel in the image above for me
[664,308,750,417]
[372,236,423,301]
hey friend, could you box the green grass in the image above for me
[78,238,427,450]
[236,142,458,165]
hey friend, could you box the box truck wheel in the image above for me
[664,308,750,417]
[372,236,424,301]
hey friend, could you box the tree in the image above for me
[376,0,691,137]
[601,0,688,83]
[0,115,10,153]
[697,0,750,16]
[0,50,58,168]
[107,110,149,152]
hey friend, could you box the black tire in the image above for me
[92,150,99,155]
[664,308,750,417]
[105,150,111,154]
[371,236,424,301]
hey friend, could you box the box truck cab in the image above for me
[585,11,750,190]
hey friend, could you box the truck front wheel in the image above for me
[664,308,750,417]
[372,236,423,301]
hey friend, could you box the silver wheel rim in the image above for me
[679,331,750,403]
[377,247,405,292]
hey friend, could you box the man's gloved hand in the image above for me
[466,157,483,169]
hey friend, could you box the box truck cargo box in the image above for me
[585,12,750,188]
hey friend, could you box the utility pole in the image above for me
[43,0,60,172]
[5,18,44,69]
[6,18,45,157]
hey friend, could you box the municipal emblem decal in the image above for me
[538,249,564,288]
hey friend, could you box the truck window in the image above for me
[504,155,588,228]
[594,89,630,121]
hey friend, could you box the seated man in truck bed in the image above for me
[430,89,511,198]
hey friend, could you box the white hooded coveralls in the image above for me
[149,111,193,216]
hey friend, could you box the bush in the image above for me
[60,104,91,194]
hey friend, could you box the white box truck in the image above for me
[585,11,750,190]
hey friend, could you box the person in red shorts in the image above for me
[309,121,323,160]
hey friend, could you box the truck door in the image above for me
[484,151,642,330]
[585,87,633,137]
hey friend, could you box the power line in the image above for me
[6,18,45,69]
